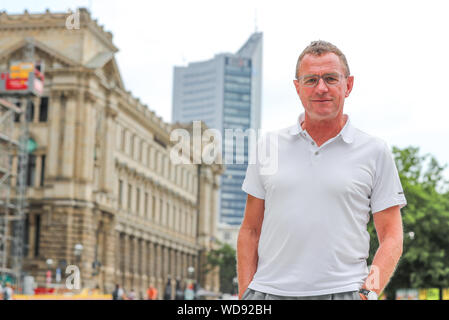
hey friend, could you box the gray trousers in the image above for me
[242,288,362,300]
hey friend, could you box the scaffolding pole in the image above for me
[0,96,28,290]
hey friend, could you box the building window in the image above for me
[121,129,126,152]
[130,135,135,158]
[40,155,46,187]
[128,184,132,211]
[34,214,41,257]
[23,215,30,257]
[39,97,49,122]
[14,101,21,122]
[118,180,123,208]
[159,199,163,224]
[139,141,144,162]
[136,188,140,215]
[152,195,156,221]
[166,203,169,226]
[26,154,36,187]
[26,101,34,122]
[144,192,149,219]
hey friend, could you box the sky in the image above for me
[2,0,449,180]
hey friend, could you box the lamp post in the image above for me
[45,258,53,288]
[188,266,195,288]
[232,277,238,296]
[74,243,83,265]
[185,266,195,300]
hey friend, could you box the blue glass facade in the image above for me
[221,57,251,225]
[172,32,262,228]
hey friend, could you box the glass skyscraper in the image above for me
[172,32,262,229]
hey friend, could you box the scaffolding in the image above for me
[0,97,29,290]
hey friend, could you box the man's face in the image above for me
[293,53,354,121]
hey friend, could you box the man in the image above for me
[2,282,13,300]
[237,41,406,300]
[147,284,158,300]
[112,283,125,300]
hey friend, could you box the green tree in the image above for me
[367,146,449,299]
[205,241,237,294]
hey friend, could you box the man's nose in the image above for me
[315,78,329,93]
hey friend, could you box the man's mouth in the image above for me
[311,99,332,102]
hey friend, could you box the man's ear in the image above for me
[293,79,301,95]
[345,76,354,97]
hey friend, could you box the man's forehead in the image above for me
[299,53,345,74]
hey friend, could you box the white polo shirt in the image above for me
[242,113,407,296]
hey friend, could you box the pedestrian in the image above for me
[237,40,407,301]
[163,277,172,300]
[112,284,124,300]
[3,282,13,300]
[127,289,136,300]
[146,284,158,300]
[184,283,195,300]
[175,279,184,300]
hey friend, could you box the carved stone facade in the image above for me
[0,9,222,298]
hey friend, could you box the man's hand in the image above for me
[363,205,403,296]
[238,286,248,300]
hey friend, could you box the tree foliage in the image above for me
[205,241,237,294]
[367,146,449,299]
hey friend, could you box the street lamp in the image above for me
[185,266,196,300]
[188,266,195,278]
[45,259,53,288]
[232,277,238,295]
[74,243,83,264]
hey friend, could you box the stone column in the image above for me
[28,214,36,259]
[171,248,176,281]
[99,99,118,194]
[132,236,138,291]
[124,234,131,291]
[61,92,77,179]
[163,246,169,279]
[156,243,163,299]
[176,250,182,280]
[142,240,148,290]
[103,220,116,294]
[115,231,121,285]
[181,252,187,280]
[148,241,155,283]
[46,91,62,180]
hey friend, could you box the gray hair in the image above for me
[295,40,350,78]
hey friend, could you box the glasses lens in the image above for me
[301,75,319,87]
[323,74,340,85]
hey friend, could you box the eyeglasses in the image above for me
[296,73,346,87]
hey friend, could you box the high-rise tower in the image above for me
[172,33,263,241]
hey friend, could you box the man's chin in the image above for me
[307,110,339,121]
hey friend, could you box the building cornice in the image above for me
[0,9,117,52]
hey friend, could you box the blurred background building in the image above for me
[172,32,263,247]
[0,8,223,298]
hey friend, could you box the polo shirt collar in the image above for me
[288,113,355,144]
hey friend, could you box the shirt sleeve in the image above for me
[370,141,407,214]
[241,135,266,200]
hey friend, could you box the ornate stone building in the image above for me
[0,9,222,298]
